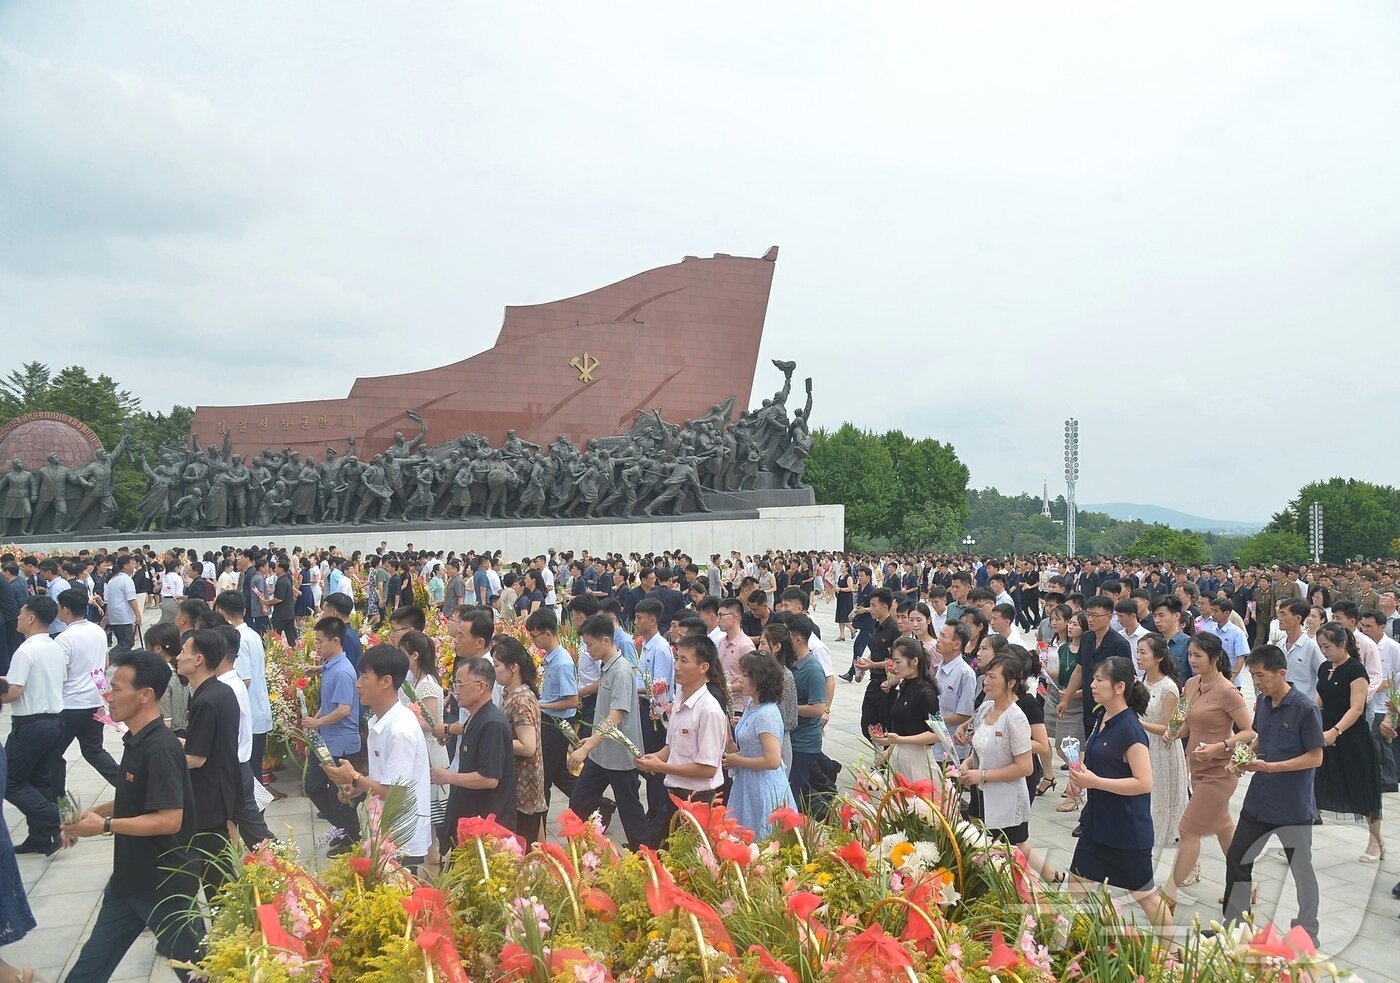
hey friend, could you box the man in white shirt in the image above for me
[39,560,71,636]
[1277,598,1324,702]
[1332,601,1382,701]
[1112,599,1152,675]
[934,622,976,762]
[989,603,1033,650]
[216,590,273,786]
[1203,596,1250,687]
[2,595,68,853]
[1359,610,1400,794]
[323,644,432,870]
[53,587,122,796]
[213,623,274,846]
[535,556,557,609]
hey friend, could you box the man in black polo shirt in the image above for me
[437,656,517,833]
[62,649,202,983]
[179,628,243,896]
[1222,645,1324,945]
[855,588,898,741]
[268,558,297,644]
[1057,595,1132,739]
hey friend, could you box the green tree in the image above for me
[1235,530,1311,568]
[0,361,52,419]
[890,502,964,553]
[806,424,896,548]
[881,430,970,528]
[1269,478,1400,561]
[1122,526,1211,566]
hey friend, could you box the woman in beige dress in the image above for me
[1162,632,1254,909]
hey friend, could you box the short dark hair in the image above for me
[1246,644,1287,673]
[214,590,246,617]
[570,593,599,617]
[779,587,810,610]
[1281,598,1311,620]
[321,592,354,617]
[390,605,426,631]
[22,595,57,626]
[1114,598,1139,617]
[361,643,409,690]
[696,596,720,615]
[57,587,89,616]
[111,649,172,699]
[188,628,228,671]
[314,616,347,645]
[634,598,664,622]
[991,602,1017,623]
[525,608,559,634]
[869,587,894,609]
[579,614,614,642]
[785,612,816,643]
[1085,595,1114,613]
[178,598,211,625]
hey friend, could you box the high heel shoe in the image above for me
[1158,891,1177,918]
[1217,883,1259,906]
[1179,863,1201,887]
[1361,841,1386,864]
[1037,777,1058,796]
[1056,795,1081,813]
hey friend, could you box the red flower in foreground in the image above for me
[581,887,617,920]
[1283,924,1317,958]
[1249,924,1294,961]
[348,856,372,878]
[714,838,752,868]
[986,928,1020,971]
[557,807,595,840]
[255,897,307,958]
[835,840,870,878]
[456,813,512,845]
[295,677,308,690]
[748,944,799,983]
[786,891,824,923]
[498,942,534,979]
[836,924,914,983]
[768,805,807,832]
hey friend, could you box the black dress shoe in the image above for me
[1071,821,1082,838]
[326,838,354,857]
[1390,881,1400,900]
[14,837,56,855]
[839,671,855,683]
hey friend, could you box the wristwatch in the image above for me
[350,773,363,790]
[103,816,112,835]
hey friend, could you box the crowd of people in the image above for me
[1,543,1399,980]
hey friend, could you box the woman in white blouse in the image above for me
[959,653,1035,846]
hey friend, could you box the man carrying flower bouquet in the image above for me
[437,656,516,835]
[322,643,432,872]
[568,615,648,849]
[633,598,674,823]
[303,616,363,854]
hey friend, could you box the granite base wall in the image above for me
[10,505,845,558]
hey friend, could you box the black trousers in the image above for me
[55,706,123,797]
[540,717,576,806]
[110,622,137,656]
[1,618,20,675]
[638,699,668,819]
[859,679,885,741]
[1222,808,1319,943]
[65,881,204,983]
[5,714,62,843]
[233,760,273,847]
[305,749,364,841]
[191,826,232,900]
[649,786,715,848]
[568,760,648,850]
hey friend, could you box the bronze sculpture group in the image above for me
[1,361,814,536]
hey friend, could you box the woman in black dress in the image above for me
[1314,622,1384,861]
[834,561,855,641]
[871,637,941,781]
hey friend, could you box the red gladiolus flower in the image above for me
[416,931,441,951]
[401,896,425,919]
[348,856,371,878]
[714,838,752,868]
[498,942,534,978]
[295,677,308,689]
[640,846,681,916]
[557,807,594,840]
[835,840,870,877]
[456,813,512,845]
[837,924,915,983]
[1284,924,1317,958]
[581,887,617,920]
[255,897,307,958]
[768,805,806,831]
[986,928,1020,971]
[1250,924,1294,961]
[748,944,799,983]
[540,840,579,880]
[786,891,824,923]
[901,879,939,952]
[837,802,857,828]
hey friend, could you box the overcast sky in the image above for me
[2,2,1397,521]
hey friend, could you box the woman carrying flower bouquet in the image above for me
[400,630,451,864]
[491,635,548,845]
[1135,634,1188,850]
[870,637,942,782]
[1162,633,1254,910]
[1066,656,1169,927]
[959,653,1033,847]
[723,649,795,840]
[1314,622,1384,862]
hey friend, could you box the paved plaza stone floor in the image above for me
[5,598,1400,980]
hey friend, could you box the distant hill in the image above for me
[1080,502,1265,534]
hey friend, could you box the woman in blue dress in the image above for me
[724,651,795,840]
[294,556,316,626]
[1066,655,1169,928]
[0,733,37,982]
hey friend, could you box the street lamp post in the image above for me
[1064,418,1079,558]
[962,534,976,554]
